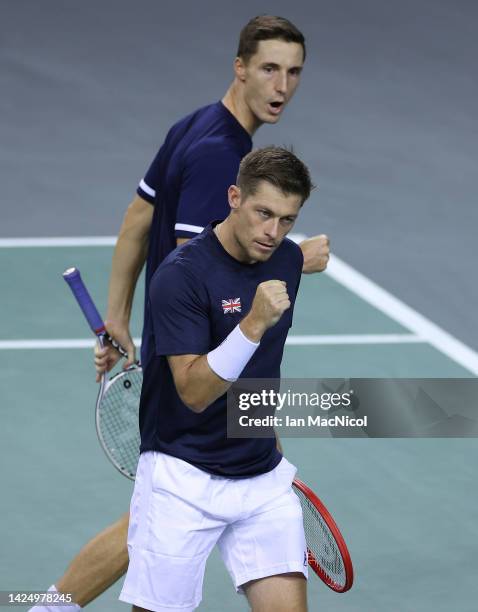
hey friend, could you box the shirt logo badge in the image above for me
[222,298,241,314]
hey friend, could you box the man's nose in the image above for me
[264,219,280,240]
[274,71,288,95]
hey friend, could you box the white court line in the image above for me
[1,234,477,374]
[0,340,99,350]
[0,236,117,247]
[0,334,424,350]
[325,255,478,375]
[0,234,305,247]
[286,334,423,345]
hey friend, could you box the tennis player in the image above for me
[31,15,328,611]
[121,146,311,611]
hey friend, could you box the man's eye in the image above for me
[259,210,270,218]
[263,66,274,73]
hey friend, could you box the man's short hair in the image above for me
[237,15,306,63]
[237,146,314,205]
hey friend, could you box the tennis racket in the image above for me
[63,268,354,592]
[292,478,354,592]
[63,267,141,479]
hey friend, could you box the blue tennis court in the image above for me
[1,240,477,611]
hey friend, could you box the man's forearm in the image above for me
[169,315,264,413]
[169,353,231,413]
[107,231,148,321]
[106,197,152,322]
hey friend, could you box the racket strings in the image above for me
[97,369,142,478]
[295,489,346,588]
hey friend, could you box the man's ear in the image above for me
[228,185,241,210]
[234,57,246,82]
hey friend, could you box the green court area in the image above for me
[1,245,477,612]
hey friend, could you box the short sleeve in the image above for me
[175,139,242,238]
[136,146,164,204]
[149,262,211,356]
[294,244,304,297]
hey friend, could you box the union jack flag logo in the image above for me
[222,298,241,314]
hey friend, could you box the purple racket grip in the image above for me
[63,267,106,336]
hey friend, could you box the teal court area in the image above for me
[1,243,477,612]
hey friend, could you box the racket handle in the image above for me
[63,267,106,336]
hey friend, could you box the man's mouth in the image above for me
[267,101,284,115]
[255,240,275,252]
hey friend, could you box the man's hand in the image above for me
[299,234,330,274]
[94,321,136,382]
[240,280,291,342]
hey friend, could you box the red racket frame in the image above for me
[293,478,354,593]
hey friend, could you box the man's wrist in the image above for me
[298,240,311,273]
[207,324,260,382]
[104,314,130,327]
[240,315,266,343]
[106,299,133,324]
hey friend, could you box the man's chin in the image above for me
[262,113,281,125]
[256,106,283,124]
[250,244,276,261]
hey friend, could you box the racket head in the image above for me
[96,364,142,480]
[292,478,353,593]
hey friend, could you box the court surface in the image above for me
[1,239,477,612]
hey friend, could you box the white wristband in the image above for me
[207,324,260,382]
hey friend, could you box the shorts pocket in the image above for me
[151,452,198,494]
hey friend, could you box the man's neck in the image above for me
[214,219,255,265]
[222,82,262,137]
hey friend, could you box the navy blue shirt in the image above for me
[137,102,252,367]
[139,224,303,478]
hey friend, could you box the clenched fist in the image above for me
[300,234,330,273]
[240,280,290,342]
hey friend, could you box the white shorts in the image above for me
[119,451,307,612]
